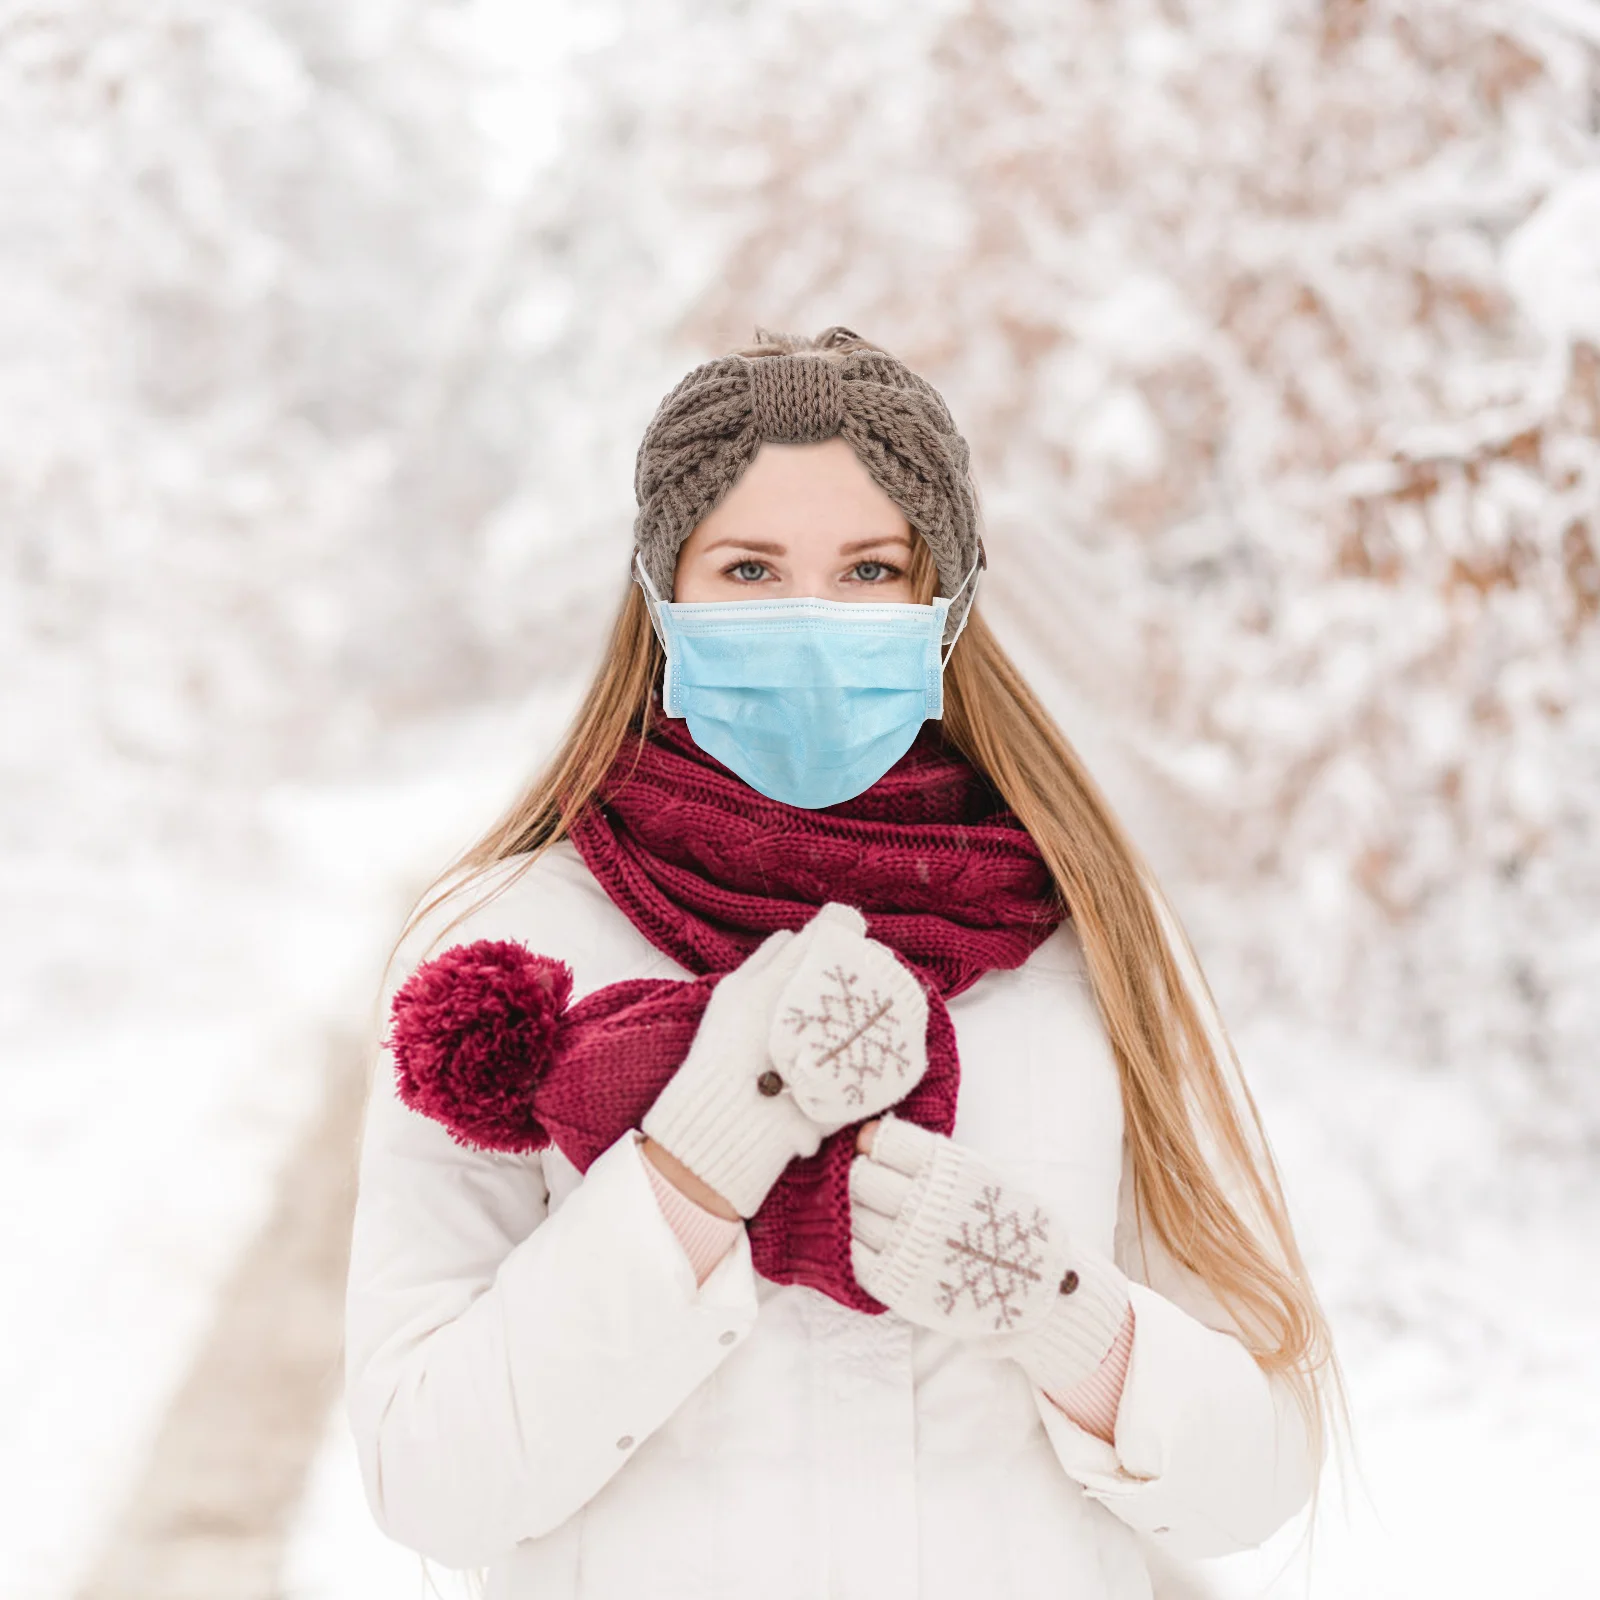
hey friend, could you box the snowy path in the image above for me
[0,880,354,1600]
[0,692,577,1600]
[73,1026,367,1600]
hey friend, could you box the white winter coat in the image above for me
[344,840,1316,1600]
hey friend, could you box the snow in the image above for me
[1212,1014,1600,1597]
[4,0,1598,1595]
[1502,169,1600,346]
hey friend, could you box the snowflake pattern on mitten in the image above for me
[936,1183,1054,1331]
[769,921,929,1126]
[781,963,914,1108]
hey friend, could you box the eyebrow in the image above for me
[700,533,913,556]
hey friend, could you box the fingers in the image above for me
[851,1233,884,1290]
[849,1151,914,1221]
[849,1157,911,1258]
[866,1112,939,1178]
[852,1209,894,1254]
[848,1124,921,1258]
[849,1131,1071,1340]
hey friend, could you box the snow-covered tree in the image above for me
[2,0,497,860]
[8,0,1596,1092]
[502,0,1600,1094]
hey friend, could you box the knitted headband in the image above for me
[632,327,986,643]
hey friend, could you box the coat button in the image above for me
[719,1329,738,1345]
[616,1435,634,1450]
[1059,1269,1080,1294]
[757,1070,785,1097]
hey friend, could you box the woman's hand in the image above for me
[641,904,930,1218]
[848,1115,1130,1393]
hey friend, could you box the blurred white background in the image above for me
[3,1,1598,1595]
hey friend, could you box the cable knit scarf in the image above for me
[388,704,1063,1313]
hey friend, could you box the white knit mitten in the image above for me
[642,903,929,1217]
[849,1114,1130,1394]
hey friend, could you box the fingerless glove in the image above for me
[849,1113,1130,1394]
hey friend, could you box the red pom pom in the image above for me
[383,939,573,1152]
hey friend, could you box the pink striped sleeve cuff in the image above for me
[639,1139,745,1286]
[1043,1303,1136,1444]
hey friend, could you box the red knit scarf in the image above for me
[568,709,1062,993]
[564,707,1063,1309]
[388,705,1063,1313]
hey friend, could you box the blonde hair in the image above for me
[377,339,1346,1583]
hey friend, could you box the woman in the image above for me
[343,325,1342,1600]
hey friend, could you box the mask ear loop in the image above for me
[938,549,984,671]
[633,550,672,654]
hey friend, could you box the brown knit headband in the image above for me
[632,330,985,643]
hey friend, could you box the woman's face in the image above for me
[673,438,916,603]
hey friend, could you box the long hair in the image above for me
[368,335,1346,1553]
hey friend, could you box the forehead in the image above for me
[689,439,911,546]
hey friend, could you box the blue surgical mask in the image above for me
[633,551,981,809]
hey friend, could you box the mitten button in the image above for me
[757,1070,785,1097]
[1059,1270,1080,1295]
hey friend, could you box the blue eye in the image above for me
[853,560,900,582]
[729,560,767,582]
